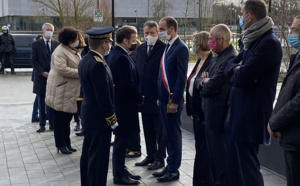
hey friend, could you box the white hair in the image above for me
[42,23,54,30]
[211,24,231,43]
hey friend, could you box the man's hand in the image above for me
[238,61,243,65]
[157,99,160,106]
[201,71,209,78]
[168,103,178,113]
[190,115,194,120]
[202,78,210,84]
[41,72,49,78]
[233,66,241,72]
[267,123,281,138]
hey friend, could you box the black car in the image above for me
[0,34,37,69]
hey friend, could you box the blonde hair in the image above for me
[192,31,210,51]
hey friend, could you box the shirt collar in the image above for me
[43,37,51,42]
[117,44,128,53]
[168,35,179,47]
[90,49,104,60]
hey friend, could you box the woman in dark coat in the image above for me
[186,31,213,186]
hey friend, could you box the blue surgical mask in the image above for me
[288,34,300,49]
[239,17,245,30]
[192,43,196,53]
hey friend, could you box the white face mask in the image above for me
[145,35,158,45]
[104,42,111,56]
[159,30,171,41]
[44,31,53,39]
[70,40,79,48]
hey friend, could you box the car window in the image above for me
[14,36,36,47]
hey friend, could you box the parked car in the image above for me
[0,34,37,69]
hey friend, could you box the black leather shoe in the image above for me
[124,168,141,180]
[36,127,45,133]
[157,172,180,182]
[152,167,167,177]
[31,118,39,123]
[75,131,84,136]
[56,147,72,154]
[135,157,154,166]
[66,145,77,152]
[148,160,165,170]
[113,176,140,185]
[11,71,16,74]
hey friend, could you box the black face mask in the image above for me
[129,43,137,51]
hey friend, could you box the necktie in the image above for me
[148,45,153,57]
[165,43,170,53]
[46,40,51,56]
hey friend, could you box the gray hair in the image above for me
[211,24,231,43]
[42,23,54,30]
[143,21,159,32]
[294,15,300,20]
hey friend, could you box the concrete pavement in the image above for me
[0,71,287,186]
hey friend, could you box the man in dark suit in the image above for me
[268,15,300,186]
[135,21,166,170]
[31,23,59,132]
[79,27,118,186]
[224,1,282,185]
[200,24,238,186]
[108,25,143,185]
[153,16,189,182]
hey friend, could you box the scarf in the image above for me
[242,16,274,50]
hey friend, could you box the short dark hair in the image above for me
[116,25,137,44]
[88,38,107,50]
[143,21,159,31]
[244,0,267,20]
[36,34,43,40]
[160,16,178,32]
[58,27,78,46]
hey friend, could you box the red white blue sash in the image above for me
[160,49,170,93]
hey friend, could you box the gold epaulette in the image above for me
[94,56,103,63]
[105,113,117,126]
[77,98,83,101]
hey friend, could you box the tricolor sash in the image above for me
[160,48,171,93]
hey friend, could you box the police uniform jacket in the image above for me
[108,45,143,135]
[79,50,116,131]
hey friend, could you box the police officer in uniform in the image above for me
[78,27,118,186]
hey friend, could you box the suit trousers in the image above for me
[160,103,182,173]
[141,112,166,161]
[37,94,54,128]
[80,129,111,186]
[53,110,73,148]
[226,140,263,186]
[192,115,212,186]
[284,150,300,186]
[32,95,39,119]
[113,134,130,178]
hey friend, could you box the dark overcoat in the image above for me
[269,53,300,151]
[136,39,166,113]
[31,38,59,94]
[224,29,282,144]
[107,45,143,135]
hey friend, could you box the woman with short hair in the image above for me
[45,27,85,154]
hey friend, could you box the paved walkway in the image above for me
[0,71,287,186]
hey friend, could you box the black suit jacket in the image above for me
[79,50,115,132]
[107,45,143,135]
[136,40,166,113]
[31,38,59,94]
[201,45,238,133]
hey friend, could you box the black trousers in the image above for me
[73,100,82,123]
[113,134,130,178]
[37,94,54,128]
[192,114,212,186]
[205,128,229,186]
[141,112,166,161]
[80,129,111,186]
[127,132,141,152]
[0,52,14,72]
[53,110,73,148]
[226,141,263,186]
[284,150,300,186]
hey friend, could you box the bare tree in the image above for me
[183,0,192,38]
[31,0,94,28]
[150,0,173,22]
